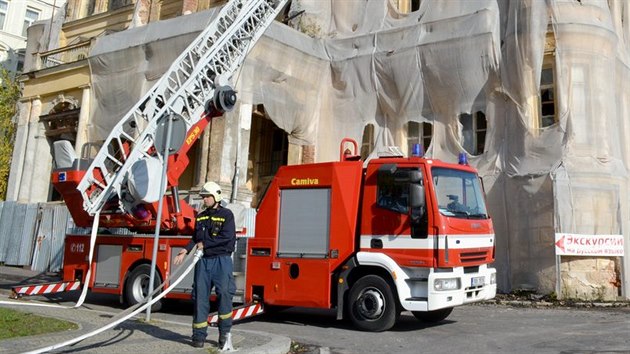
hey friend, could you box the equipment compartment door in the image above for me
[277,188,331,307]
[278,188,330,257]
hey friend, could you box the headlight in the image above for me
[490,272,496,285]
[434,278,460,291]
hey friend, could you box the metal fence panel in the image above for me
[50,204,70,272]
[5,204,27,265]
[32,205,54,272]
[0,201,16,263]
[17,204,39,266]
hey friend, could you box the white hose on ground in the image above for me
[21,249,202,354]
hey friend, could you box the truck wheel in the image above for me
[412,307,453,323]
[347,275,397,332]
[124,264,162,312]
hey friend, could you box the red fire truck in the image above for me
[45,137,497,332]
[243,139,496,331]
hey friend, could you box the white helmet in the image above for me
[200,181,222,202]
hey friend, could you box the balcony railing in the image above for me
[35,40,92,70]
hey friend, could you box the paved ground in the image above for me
[0,266,292,354]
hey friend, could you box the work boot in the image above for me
[218,332,233,351]
[191,338,204,348]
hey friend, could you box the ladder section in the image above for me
[77,0,288,215]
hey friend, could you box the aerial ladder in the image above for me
[67,0,288,233]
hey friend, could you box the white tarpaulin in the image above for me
[86,0,630,297]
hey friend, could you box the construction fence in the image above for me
[0,201,258,274]
[0,201,70,273]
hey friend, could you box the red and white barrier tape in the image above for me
[209,302,264,324]
[12,281,81,297]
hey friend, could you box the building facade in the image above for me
[0,0,62,73]
[8,0,630,301]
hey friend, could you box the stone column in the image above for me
[131,0,151,26]
[6,100,33,201]
[231,104,252,203]
[194,122,211,189]
[302,145,315,164]
[75,85,91,156]
[149,0,162,22]
[17,98,49,202]
[207,114,225,184]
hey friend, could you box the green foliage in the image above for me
[0,307,77,339]
[0,68,20,200]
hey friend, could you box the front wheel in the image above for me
[124,264,162,312]
[347,275,398,332]
[412,307,453,323]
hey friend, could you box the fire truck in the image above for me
[21,0,497,332]
[243,140,496,331]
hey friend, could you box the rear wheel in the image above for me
[347,275,397,332]
[412,307,453,323]
[124,264,162,312]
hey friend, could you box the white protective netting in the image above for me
[87,0,630,295]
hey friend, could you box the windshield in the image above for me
[432,167,488,219]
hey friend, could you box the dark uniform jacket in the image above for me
[184,206,236,257]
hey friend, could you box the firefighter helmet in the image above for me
[200,181,222,202]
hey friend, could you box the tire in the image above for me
[347,275,397,332]
[124,264,162,312]
[412,307,453,323]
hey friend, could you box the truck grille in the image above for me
[459,251,488,264]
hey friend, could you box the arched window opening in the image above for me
[459,111,486,156]
[539,65,556,127]
[407,121,432,156]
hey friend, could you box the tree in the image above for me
[0,69,20,200]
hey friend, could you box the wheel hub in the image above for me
[357,288,385,320]
[132,274,150,301]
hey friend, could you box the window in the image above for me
[377,166,417,214]
[360,124,374,160]
[395,0,420,13]
[540,66,556,127]
[0,0,7,30]
[109,0,132,11]
[23,8,40,37]
[407,121,432,156]
[16,48,25,72]
[459,111,486,155]
[432,167,488,219]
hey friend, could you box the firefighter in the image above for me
[174,181,236,349]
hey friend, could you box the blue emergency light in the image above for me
[458,152,468,165]
[412,143,423,157]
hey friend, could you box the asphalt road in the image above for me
[1,270,629,354]
[235,304,630,354]
[24,292,629,354]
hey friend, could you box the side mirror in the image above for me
[410,184,425,209]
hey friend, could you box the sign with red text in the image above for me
[555,233,624,256]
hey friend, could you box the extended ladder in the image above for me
[77,0,288,215]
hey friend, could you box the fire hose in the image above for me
[18,249,202,354]
[0,214,235,352]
